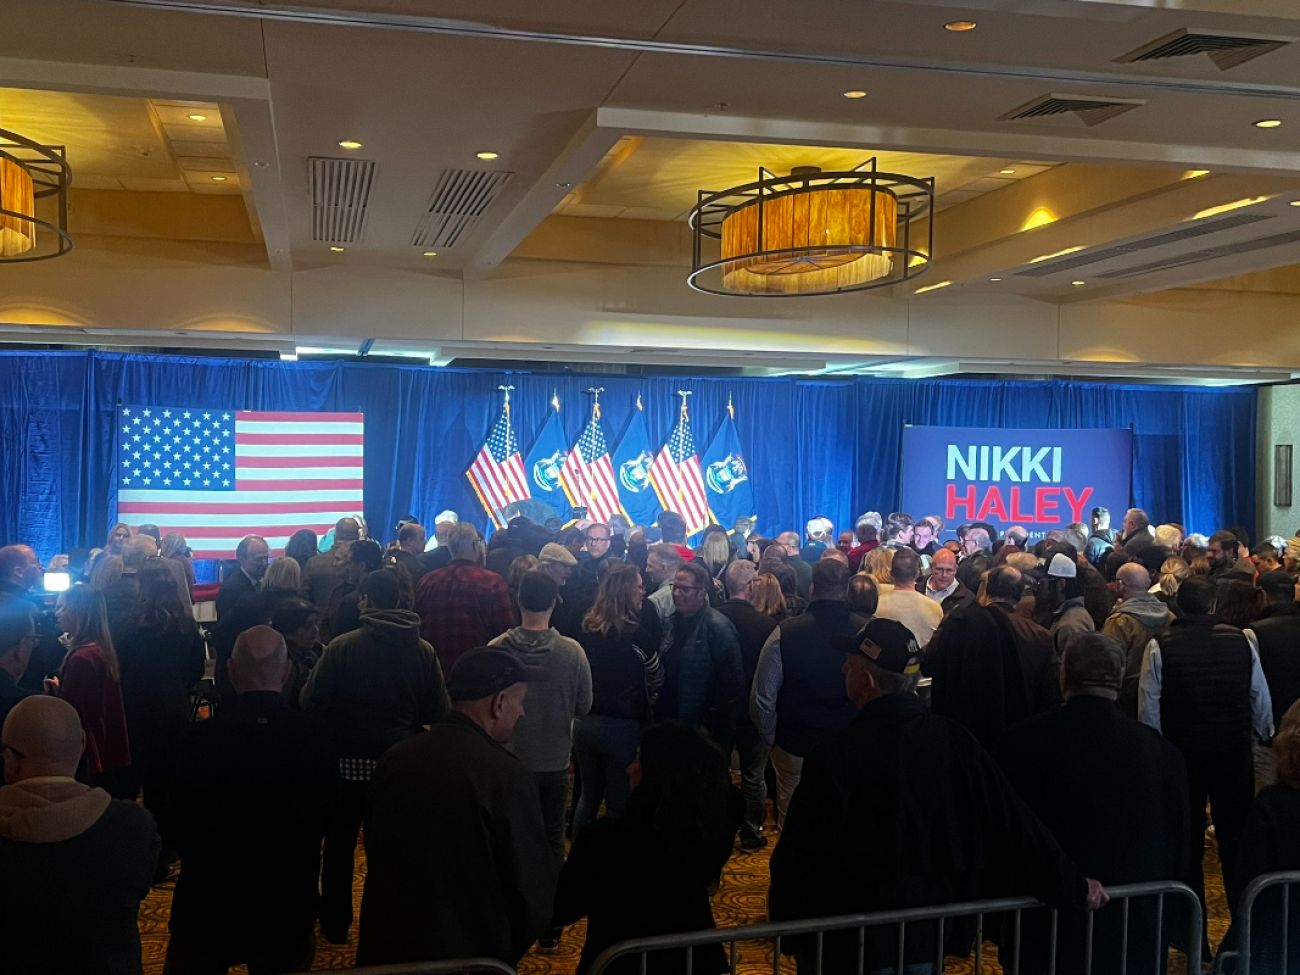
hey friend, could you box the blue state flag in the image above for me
[612,398,662,527]
[523,404,573,521]
[700,403,755,531]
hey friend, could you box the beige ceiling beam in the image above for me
[596,107,1300,178]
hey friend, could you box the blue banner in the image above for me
[899,425,1132,539]
[522,407,572,520]
[700,408,755,532]
[612,401,662,527]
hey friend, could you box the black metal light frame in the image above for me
[0,127,73,263]
[686,157,933,297]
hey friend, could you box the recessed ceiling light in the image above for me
[999,168,1016,175]
[187,113,207,122]
[989,277,1002,282]
[1071,280,1086,287]
[841,89,868,99]
[209,175,227,181]
[329,246,345,253]
[476,151,500,160]
[1254,119,1283,129]
[337,139,363,150]
[422,251,437,257]
[1290,200,1300,207]
[944,20,978,32]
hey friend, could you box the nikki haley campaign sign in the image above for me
[899,425,1132,538]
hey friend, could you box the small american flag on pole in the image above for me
[116,407,364,558]
[560,392,625,524]
[649,391,710,536]
[468,386,530,526]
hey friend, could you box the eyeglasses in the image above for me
[671,583,705,593]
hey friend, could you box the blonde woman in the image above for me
[261,555,303,595]
[864,547,895,591]
[50,586,131,790]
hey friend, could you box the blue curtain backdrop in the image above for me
[0,350,1256,561]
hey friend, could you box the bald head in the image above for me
[335,518,361,544]
[229,625,291,694]
[3,696,86,781]
[1115,562,1151,598]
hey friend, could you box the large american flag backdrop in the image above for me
[116,407,364,558]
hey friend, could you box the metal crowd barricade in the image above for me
[1214,870,1300,975]
[316,960,517,975]
[589,881,1202,975]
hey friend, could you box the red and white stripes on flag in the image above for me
[467,400,530,526]
[649,403,710,536]
[116,409,364,558]
[559,406,625,524]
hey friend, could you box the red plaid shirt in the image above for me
[414,559,516,677]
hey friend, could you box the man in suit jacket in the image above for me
[216,535,270,620]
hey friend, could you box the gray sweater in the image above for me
[489,626,593,773]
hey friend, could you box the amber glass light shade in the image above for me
[719,186,897,296]
[0,156,36,257]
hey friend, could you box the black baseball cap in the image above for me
[832,618,921,676]
[447,648,544,702]
[1258,570,1295,595]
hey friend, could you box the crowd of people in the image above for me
[1,503,1300,973]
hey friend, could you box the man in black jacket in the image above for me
[358,648,554,966]
[215,534,269,619]
[751,559,867,826]
[1248,570,1300,790]
[0,545,61,690]
[301,569,448,945]
[1138,576,1274,942]
[770,618,1106,974]
[716,559,778,851]
[166,626,337,974]
[997,633,1189,975]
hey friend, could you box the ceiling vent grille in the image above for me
[412,168,513,249]
[1097,227,1300,279]
[1116,29,1293,71]
[308,157,376,243]
[999,93,1146,127]
[1014,213,1274,278]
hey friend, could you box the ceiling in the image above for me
[2,0,1300,381]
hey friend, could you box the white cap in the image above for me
[434,510,459,525]
[1047,552,1077,579]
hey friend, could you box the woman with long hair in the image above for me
[555,722,743,975]
[573,562,663,838]
[749,572,786,618]
[1156,557,1190,611]
[864,547,896,589]
[51,586,131,790]
[284,529,319,571]
[115,558,206,872]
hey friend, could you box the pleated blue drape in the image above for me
[0,351,1256,562]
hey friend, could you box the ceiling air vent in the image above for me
[308,157,376,243]
[412,168,513,249]
[1015,213,1275,278]
[999,93,1146,127]
[1117,29,1293,71]
[1097,227,1300,280]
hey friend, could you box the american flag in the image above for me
[116,408,364,558]
[649,400,710,535]
[467,398,529,525]
[560,405,624,524]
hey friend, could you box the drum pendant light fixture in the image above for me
[0,128,72,262]
[687,158,933,297]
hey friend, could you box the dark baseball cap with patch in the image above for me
[832,618,921,676]
[447,647,544,702]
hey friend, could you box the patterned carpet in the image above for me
[139,830,1228,974]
